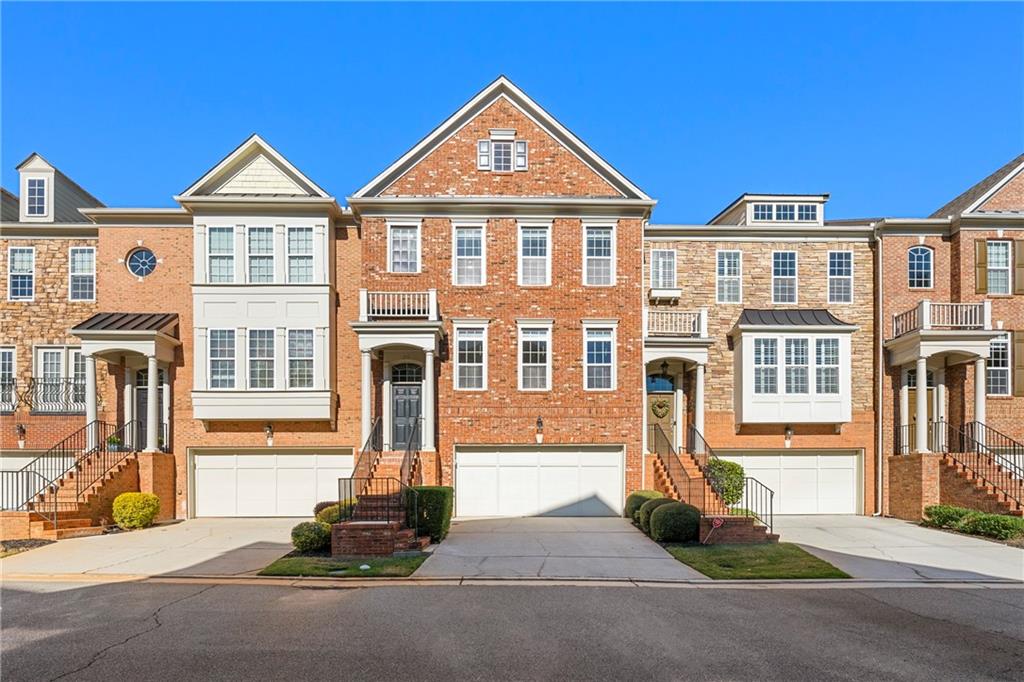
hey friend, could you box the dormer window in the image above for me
[798,204,817,221]
[477,130,527,172]
[753,204,773,221]
[27,178,46,216]
[750,201,823,224]
[775,204,795,221]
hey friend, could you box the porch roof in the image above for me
[72,312,178,335]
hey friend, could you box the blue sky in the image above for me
[2,2,1022,223]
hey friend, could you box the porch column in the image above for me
[123,366,134,450]
[360,350,372,447]
[693,363,706,436]
[674,371,685,450]
[423,349,435,451]
[382,357,392,450]
[974,357,987,448]
[641,371,648,453]
[145,354,159,453]
[85,353,97,450]
[161,366,171,451]
[915,356,929,453]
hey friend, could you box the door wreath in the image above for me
[650,398,671,419]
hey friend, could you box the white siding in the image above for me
[214,155,307,196]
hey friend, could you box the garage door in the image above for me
[718,452,859,515]
[455,446,624,517]
[194,452,354,517]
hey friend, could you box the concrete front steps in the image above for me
[940,454,1024,517]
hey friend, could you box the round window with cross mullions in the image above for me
[127,248,157,277]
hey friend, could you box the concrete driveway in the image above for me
[1,518,295,578]
[415,517,705,580]
[776,515,1024,582]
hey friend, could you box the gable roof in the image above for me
[352,76,651,201]
[15,152,105,210]
[929,153,1024,218]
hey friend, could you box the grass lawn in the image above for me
[666,542,850,580]
[259,553,427,578]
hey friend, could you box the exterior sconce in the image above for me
[784,424,793,448]
[16,423,26,449]
[660,360,669,375]
[264,423,274,448]
[535,415,544,444]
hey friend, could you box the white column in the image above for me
[85,353,97,450]
[936,367,946,425]
[123,366,134,450]
[382,358,392,450]
[360,350,372,446]
[915,356,929,453]
[423,349,435,451]
[161,368,171,451]
[145,354,159,453]
[974,357,987,448]
[641,368,649,453]
[693,363,706,437]
[674,371,685,451]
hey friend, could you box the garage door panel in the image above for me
[722,452,858,516]
[275,468,316,517]
[537,466,580,515]
[195,454,235,469]
[499,451,541,467]
[236,454,275,468]
[817,469,856,514]
[194,468,235,517]
[235,468,277,516]
[578,467,623,516]
[498,467,539,516]
[456,465,498,517]
[280,454,317,467]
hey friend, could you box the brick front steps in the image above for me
[331,521,430,556]
[889,452,1023,521]
[700,516,779,545]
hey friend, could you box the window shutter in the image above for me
[477,140,491,170]
[975,239,988,294]
[1015,241,1024,295]
[1014,330,1024,397]
[514,140,528,171]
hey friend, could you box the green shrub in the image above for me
[706,459,745,506]
[313,500,338,516]
[638,497,675,535]
[291,521,332,552]
[411,486,453,542]
[649,501,701,543]
[315,499,356,525]
[922,504,975,529]
[956,513,1024,541]
[112,492,160,530]
[625,490,663,521]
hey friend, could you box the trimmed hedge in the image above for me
[923,504,1024,541]
[291,521,332,552]
[625,490,663,521]
[638,497,675,534]
[112,492,160,530]
[313,500,338,516]
[315,499,356,525]
[649,501,701,543]
[411,486,453,543]
[922,504,975,529]
[706,459,745,506]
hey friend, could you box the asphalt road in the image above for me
[2,581,1022,681]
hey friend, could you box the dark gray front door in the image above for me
[392,384,422,451]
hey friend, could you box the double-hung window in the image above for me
[27,178,46,216]
[908,246,932,289]
[987,334,1010,396]
[248,329,275,389]
[987,241,1011,295]
[584,226,614,286]
[453,225,484,286]
[287,329,314,389]
[519,225,550,286]
[455,326,486,390]
[754,338,778,394]
[519,326,551,391]
[772,251,797,303]
[815,338,840,394]
[8,247,34,301]
[478,136,527,171]
[784,338,809,394]
[828,251,853,304]
[209,329,236,389]
[389,224,420,273]
[492,141,513,172]
[716,250,741,303]
[650,249,677,290]
[69,247,96,301]
[584,327,615,390]
[0,347,14,411]
[208,227,235,283]
[247,227,274,283]
[287,227,314,283]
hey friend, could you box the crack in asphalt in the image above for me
[48,584,216,681]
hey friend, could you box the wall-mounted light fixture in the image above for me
[16,423,26,449]
[264,423,274,448]
[535,415,544,444]
[660,360,669,375]
[784,424,793,448]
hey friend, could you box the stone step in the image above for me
[30,518,94,531]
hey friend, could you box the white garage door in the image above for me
[455,446,624,517]
[719,451,859,515]
[194,452,354,517]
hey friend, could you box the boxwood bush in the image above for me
[625,490,663,522]
[649,501,701,543]
[638,497,675,535]
[411,486,453,542]
[706,459,745,506]
[923,504,1024,541]
[922,504,975,529]
[291,521,332,552]
[315,499,356,525]
[112,492,160,530]
[313,500,338,516]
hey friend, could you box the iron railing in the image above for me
[77,421,141,499]
[400,417,422,486]
[337,476,418,537]
[352,417,383,480]
[648,424,709,510]
[28,378,87,414]
[934,420,1022,509]
[686,424,774,533]
[895,422,945,455]
[1,379,17,413]
[963,421,1024,480]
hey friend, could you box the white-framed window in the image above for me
[754,338,778,394]
[68,247,96,301]
[752,204,773,221]
[248,329,275,389]
[287,226,314,283]
[987,240,1011,295]
[828,251,853,304]
[454,325,487,390]
[287,329,314,389]
[775,204,795,221]
[518,225,550,286]
[584,326,616,390]
[584,225,614,286]
[27,178,46,216]
[208,227,235,283]
[784,338,809,394]
[8,247,35,301]
[388,224,420,273]
[514,140,528,171]
[815,338,840,394]
[492,141,513,172]
[518,325,551,391]
[772,251,798,303]
[453,225,485,286]
[32,346,84,408]
[908,246,933,289]
[798,204,818,222]
[650,249,677,290]
[247,227,274,283]
[0,347,14,411]
[716,250,742,303]
[987,334,1010,396]
[208,329,236,389]
[478,136,528,172]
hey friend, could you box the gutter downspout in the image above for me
[873,224,884,516]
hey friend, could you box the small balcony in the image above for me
[891,300,991,339]
[645,308,708,338]
[28,378,86,415]
[1,380,16,414]
[358,289,439,322]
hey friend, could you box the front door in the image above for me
[647,393,676,448]
[906,387,935,451]
[392,384,422,451]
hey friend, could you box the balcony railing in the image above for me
[891,301,991,338]
[1,379,16,413]
[645,308,707,338]
[28,378,86,414]
[358,289,439,322]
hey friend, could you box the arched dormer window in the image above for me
[908,246,933,289]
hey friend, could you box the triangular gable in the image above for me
[352,76,650,200]
[17,152,55,172]
[974,157,1024,213]
[180,134,330,198]
[930,153,1024,217]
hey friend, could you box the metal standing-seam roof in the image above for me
[737,309,853,327]
[72,312,179,334]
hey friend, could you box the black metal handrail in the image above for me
[27,378,88,414]
[77,421,142,500]
[963,421,1024,480]
[351,417,383,481]
[337,476,418,538]
[933,420,1022,508]
[0,379,17,412]
[648,424,708,510]
[686,424,774,533]
[400,417,422,486]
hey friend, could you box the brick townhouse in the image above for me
[1,76,1021,540]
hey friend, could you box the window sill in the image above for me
[649,288,681,299]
